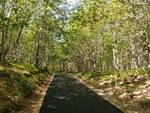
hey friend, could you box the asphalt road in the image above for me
[40,75,124,113]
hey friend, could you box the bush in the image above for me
[9,63,38,72]
[81,72,100,78]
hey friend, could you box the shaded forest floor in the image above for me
[16,76,52,113]
[74,70,150,113]
[0,63,52,113]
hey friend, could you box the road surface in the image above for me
[40,75,124,113]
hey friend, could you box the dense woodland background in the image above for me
[0,0,149,72]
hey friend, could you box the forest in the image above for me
[0,0,149,71]
[0,0,150,113]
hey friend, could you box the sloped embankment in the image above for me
[0,63,51,113]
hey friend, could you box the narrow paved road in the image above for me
[40,75,124,113]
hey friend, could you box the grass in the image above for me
[0,63,49,113]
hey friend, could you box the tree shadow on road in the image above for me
[40,75,124,113]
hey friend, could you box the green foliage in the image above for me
[114,68,149,78]
[16,75,37,95]
[0,66,5,71]
[75,72,101,79]
[101,70,114,76]
[0,0,149,73]
[52,0,149,73]
[20,63,38,72]
[9,63,26,70]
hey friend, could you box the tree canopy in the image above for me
[0,0,149,72]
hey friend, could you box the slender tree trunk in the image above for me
[112,32,119,70]
[14,25,24,62]
[35,33,41,69]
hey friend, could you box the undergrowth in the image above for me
[0,63,49,113]
[76,68,149,80]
